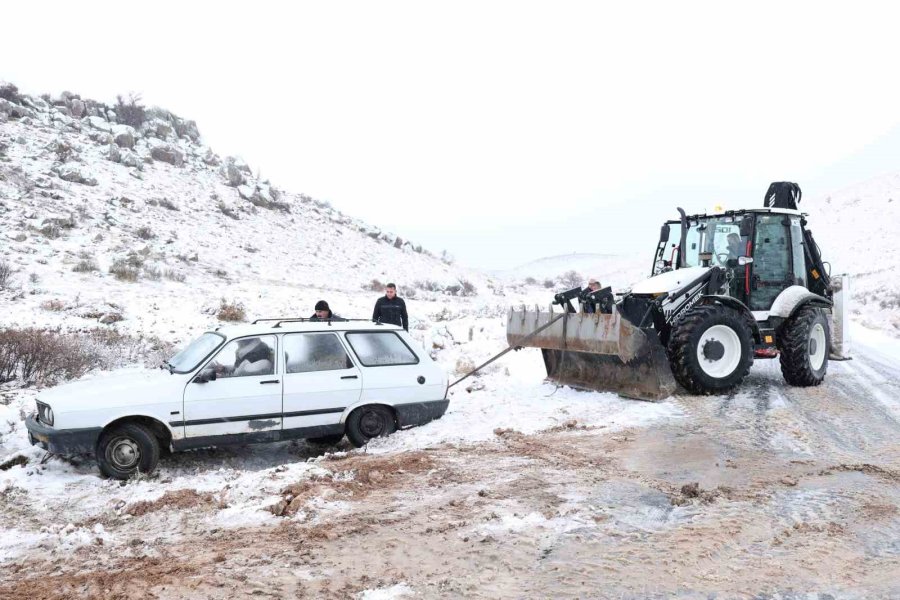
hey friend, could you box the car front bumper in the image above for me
[25,415,102,455]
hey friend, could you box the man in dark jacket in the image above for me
[309,300,343,321]
[372,283,408,330]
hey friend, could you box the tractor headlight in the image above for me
[36,401,54,426]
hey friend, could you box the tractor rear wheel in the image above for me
[667,304,754,395]
[777,305,829,386]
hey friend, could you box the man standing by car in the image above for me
[372,283,408,330]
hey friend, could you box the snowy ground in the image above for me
[1,325,898,598]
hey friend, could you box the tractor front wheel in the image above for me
[667,304,754,395]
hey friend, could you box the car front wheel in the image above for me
[96,422,160,480]
[346,405,397,448]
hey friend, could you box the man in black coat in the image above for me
[372,283,408,330]
[309,300,343,321]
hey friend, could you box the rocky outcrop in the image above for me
[55,163,98,186]
[150,145,184,167]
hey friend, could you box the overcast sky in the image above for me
[5,1,900,269]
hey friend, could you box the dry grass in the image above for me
[72,259,98,273]
[216,299,246,322]
[109,259,139,282]
[163,269,186,283]
[0,261,12,289]
[40,299,66,312]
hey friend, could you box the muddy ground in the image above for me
[2,349,899,599]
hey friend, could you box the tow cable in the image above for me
[448,312,567,389]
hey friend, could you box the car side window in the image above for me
[345,332,419,367]
[208,336,276,378]
[284,333,353,373]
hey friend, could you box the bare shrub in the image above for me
[41,299,65,312]
[51,139,76,162]
[115,93,146,129]
[0,261,12,289]
[176,253,198,264]
[560,270,583,289]
[29,273,39,285]
[524,277,538,285]
[73,259,99,273]
[109,259,139,282]
[460,280,477,297]
[0,327,174,385]
[543,278,555,289]
[214,269,228,279]
[37,224,61,239]
[136,226,154,240]
[158,198,179,211]
[124,252,145,268]
[143,265,161,280]
[0,328,99,384]
[363,278,384,291]
[217,299,246,322]
[415,280,443,293]
[163,269,186,283]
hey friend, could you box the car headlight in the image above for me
[36,402,54,426]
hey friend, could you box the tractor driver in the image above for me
[727,233,743,260]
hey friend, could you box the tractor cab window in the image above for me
[679,215,748,269]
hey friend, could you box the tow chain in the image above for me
[448,312,567,389]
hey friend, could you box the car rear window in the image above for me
[284,333,354,373]
[345,332,419,367]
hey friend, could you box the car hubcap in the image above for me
[360,411,385,438]
[809,323,827,370]
[696,325,742,378]
[108,437,140,470]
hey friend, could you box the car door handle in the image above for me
[260,379,280,385]
[341,375,358,380]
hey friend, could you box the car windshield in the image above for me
[679,215,748,268]
[167,332,225,373]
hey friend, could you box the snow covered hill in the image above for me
[807,173,900,334]
[0,83,498,350]
[496,252,649,291]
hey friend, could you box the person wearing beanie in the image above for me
[309,300,343,321]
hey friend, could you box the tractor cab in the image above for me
[652,208,831,314]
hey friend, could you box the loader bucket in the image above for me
[506,306,676,402]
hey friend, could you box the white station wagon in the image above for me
[25,318,449,479]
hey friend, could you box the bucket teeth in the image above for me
[507,308,676,402]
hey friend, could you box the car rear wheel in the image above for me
[346,405,397,448]
[96,422,160,480]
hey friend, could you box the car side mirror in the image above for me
[738,256,754,266]
[194,368,217,383]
